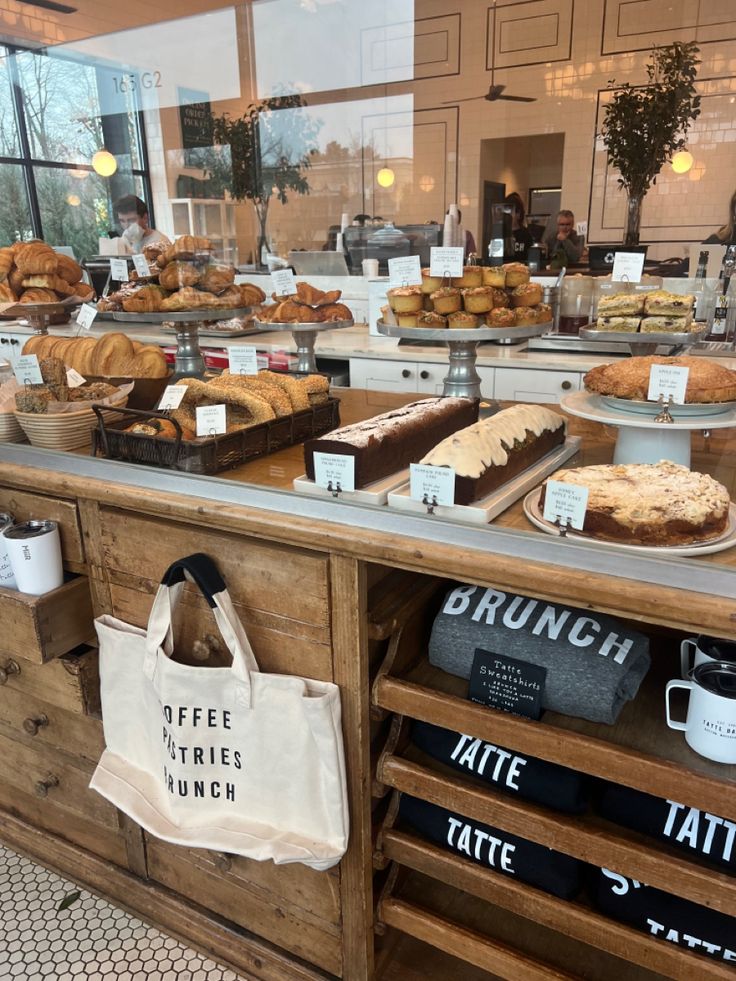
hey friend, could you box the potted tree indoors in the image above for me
[601,42,701,246]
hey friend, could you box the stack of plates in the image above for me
[0,412,25,443]
[15,396,128,451]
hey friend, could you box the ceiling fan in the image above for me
[443,2,536,106]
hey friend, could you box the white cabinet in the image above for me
[0,333,26,366]
[493,367,581,404]
[350,358,495,397]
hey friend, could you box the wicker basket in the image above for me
[92,398,341,474]
[0,411,25,443]
[16,396,129,451]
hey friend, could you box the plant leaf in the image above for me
[57,890,81,911]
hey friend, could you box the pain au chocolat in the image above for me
[541,461,730,546]
[584,356,736,404]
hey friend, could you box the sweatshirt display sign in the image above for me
[468,649,546,719]
[90,553,349,870]
[429,583,651,724]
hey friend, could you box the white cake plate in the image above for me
[560,391,736,468]
[523,490,736,556]
[385,437,581,524]
[376,319,551,399]
[292,468,409,506]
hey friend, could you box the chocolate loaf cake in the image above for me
[421,404,566,505]
[304,397,479,488]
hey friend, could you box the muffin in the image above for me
[451,265,483,289]
[514,306,539,326]
[482,266,506,288]
[396,312,419,327]
[421,268,444,294]
[511,282,543,308]
[486,307,516,328]
[417,310,448,328]
[503,262,530,287]
[423,294,434,311]
[490,288,510,309]
[387,286,423,313]
[430,286,462,315]
[462,286,494,314]
[536,303,553,325]
[447,311,479,329]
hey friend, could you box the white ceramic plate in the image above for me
[600,395,735,417]
[523,489,736,556]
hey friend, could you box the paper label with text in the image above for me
[131,254,150,277]
[468,649,547,720]
[648,364,689,404]
[195,403,227,437]
[410,464,455,507]
[429,247,464,278]
[543,479,589,530]
[611,252,645,283]
[157,385,187,411]
[109,257,129,281]
[388,255,422,288]
[227,346,259,376]
[66,368,86,388]
[313,452,355,493]
[76,303,98,329]
[271,268,297,296]
[14,355,42,386]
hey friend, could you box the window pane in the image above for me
[0,163,33,244]
[0,47,21,158]
[34,166,111,259]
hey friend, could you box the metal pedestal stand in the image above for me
[579,326,706,358]
[253,319,353,374]
[3,301,76,335]
[376,320,550,399]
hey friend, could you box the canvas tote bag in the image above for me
[90,554,349,870]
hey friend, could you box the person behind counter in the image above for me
[114,195,171,251]
[542,209,584,265]
[703,189,736,245]
[504,192,534,260]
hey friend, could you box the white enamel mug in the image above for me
[2,520,63,595]
[666,661,736,764]
[680,635,736,679]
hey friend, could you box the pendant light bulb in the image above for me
[92,149,118,177]
[377,166,395,188]
[671,150,694,174]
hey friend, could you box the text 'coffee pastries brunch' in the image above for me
[584,356,736,404]
[0,241,93,305]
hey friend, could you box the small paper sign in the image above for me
[313,452,355,493]
[228,346,259,376]
[430,247,464,278]
[131,253,150,277]
[468,649,547,720]
[648,364,689,405]
[410,463,455,508]
[157,385,187,411]
[611,252,645,283]
[109,257,129,281]
[76,303,98,329]
[195,404,226,437]
[576,221,588,238]
[388,255,422,288]
[543,479,589,531]
[66,368,86,388]
[14,355,42,386]
[271,268,297,296]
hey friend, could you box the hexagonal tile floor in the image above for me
[0,844,252,980]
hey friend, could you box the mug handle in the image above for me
[680,638,697,679]
[665,679,691,732]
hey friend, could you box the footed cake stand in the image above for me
[253,319,353,374]
[377,320,550,399]
[579,325,706,357]
[560,390,736,467]
[3,300,78,334]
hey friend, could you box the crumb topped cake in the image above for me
[584,356,736,403]
[541,461,730,545]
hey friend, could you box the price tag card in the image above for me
[271,268,297,296]
[409,463,455,507]
[313,452,355,493]
[109,257,129,281]
[66,368,86,388]
[611,251,645,283]
[648,364,689,404]
[131,254,150,277]
[157,385,187,411]
[14,355,42,386]
[388,255,422,288]
[195,404,226,437]
[76,303,98,330]
[228,346,259,376]
[429,247,464,278]
[543,479,589,531]
[468,649,547,720]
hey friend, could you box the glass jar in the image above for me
[558,277,593,335]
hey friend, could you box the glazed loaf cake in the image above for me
[304,397,479,488]
[540,461,730,545]
[421,404,566,505]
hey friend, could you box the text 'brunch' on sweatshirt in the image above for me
[428,583,651,725]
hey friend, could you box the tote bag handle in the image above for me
[145,554,260,695]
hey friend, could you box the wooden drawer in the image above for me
[0,644,100,716]
[0,684,104,763]
[146,836,343,976]
[0,488,85,568]
[0,730,117,830]
[0,575,94,664]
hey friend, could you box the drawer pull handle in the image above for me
[401,369,411,379]
[35,775,59,797]
[23,714,49,736]
[420,370,429,380]
[0,660,20,684]
[210,851,232,872]
[561,380,572,391]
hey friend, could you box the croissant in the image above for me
[73,281,96,301]
[212,285,242,308]
[199,265,235,293]
[19,287,58,303]
[22,274,75,297]
[121,285,167,312]
[239,283,266,305]
[15,243,59,275]
[8,267,25,293]
[316,302,352,322]
[55,255,83,285]
[158,261,200,290]
[0,282,17,303]
[160,286,219,311]
[0,248,13,282]
[160,236,214,266]
[278,299,319,323]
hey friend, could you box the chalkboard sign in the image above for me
[178,87,213,150]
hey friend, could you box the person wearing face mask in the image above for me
[114,194,170,251]
[541,209,584,265]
